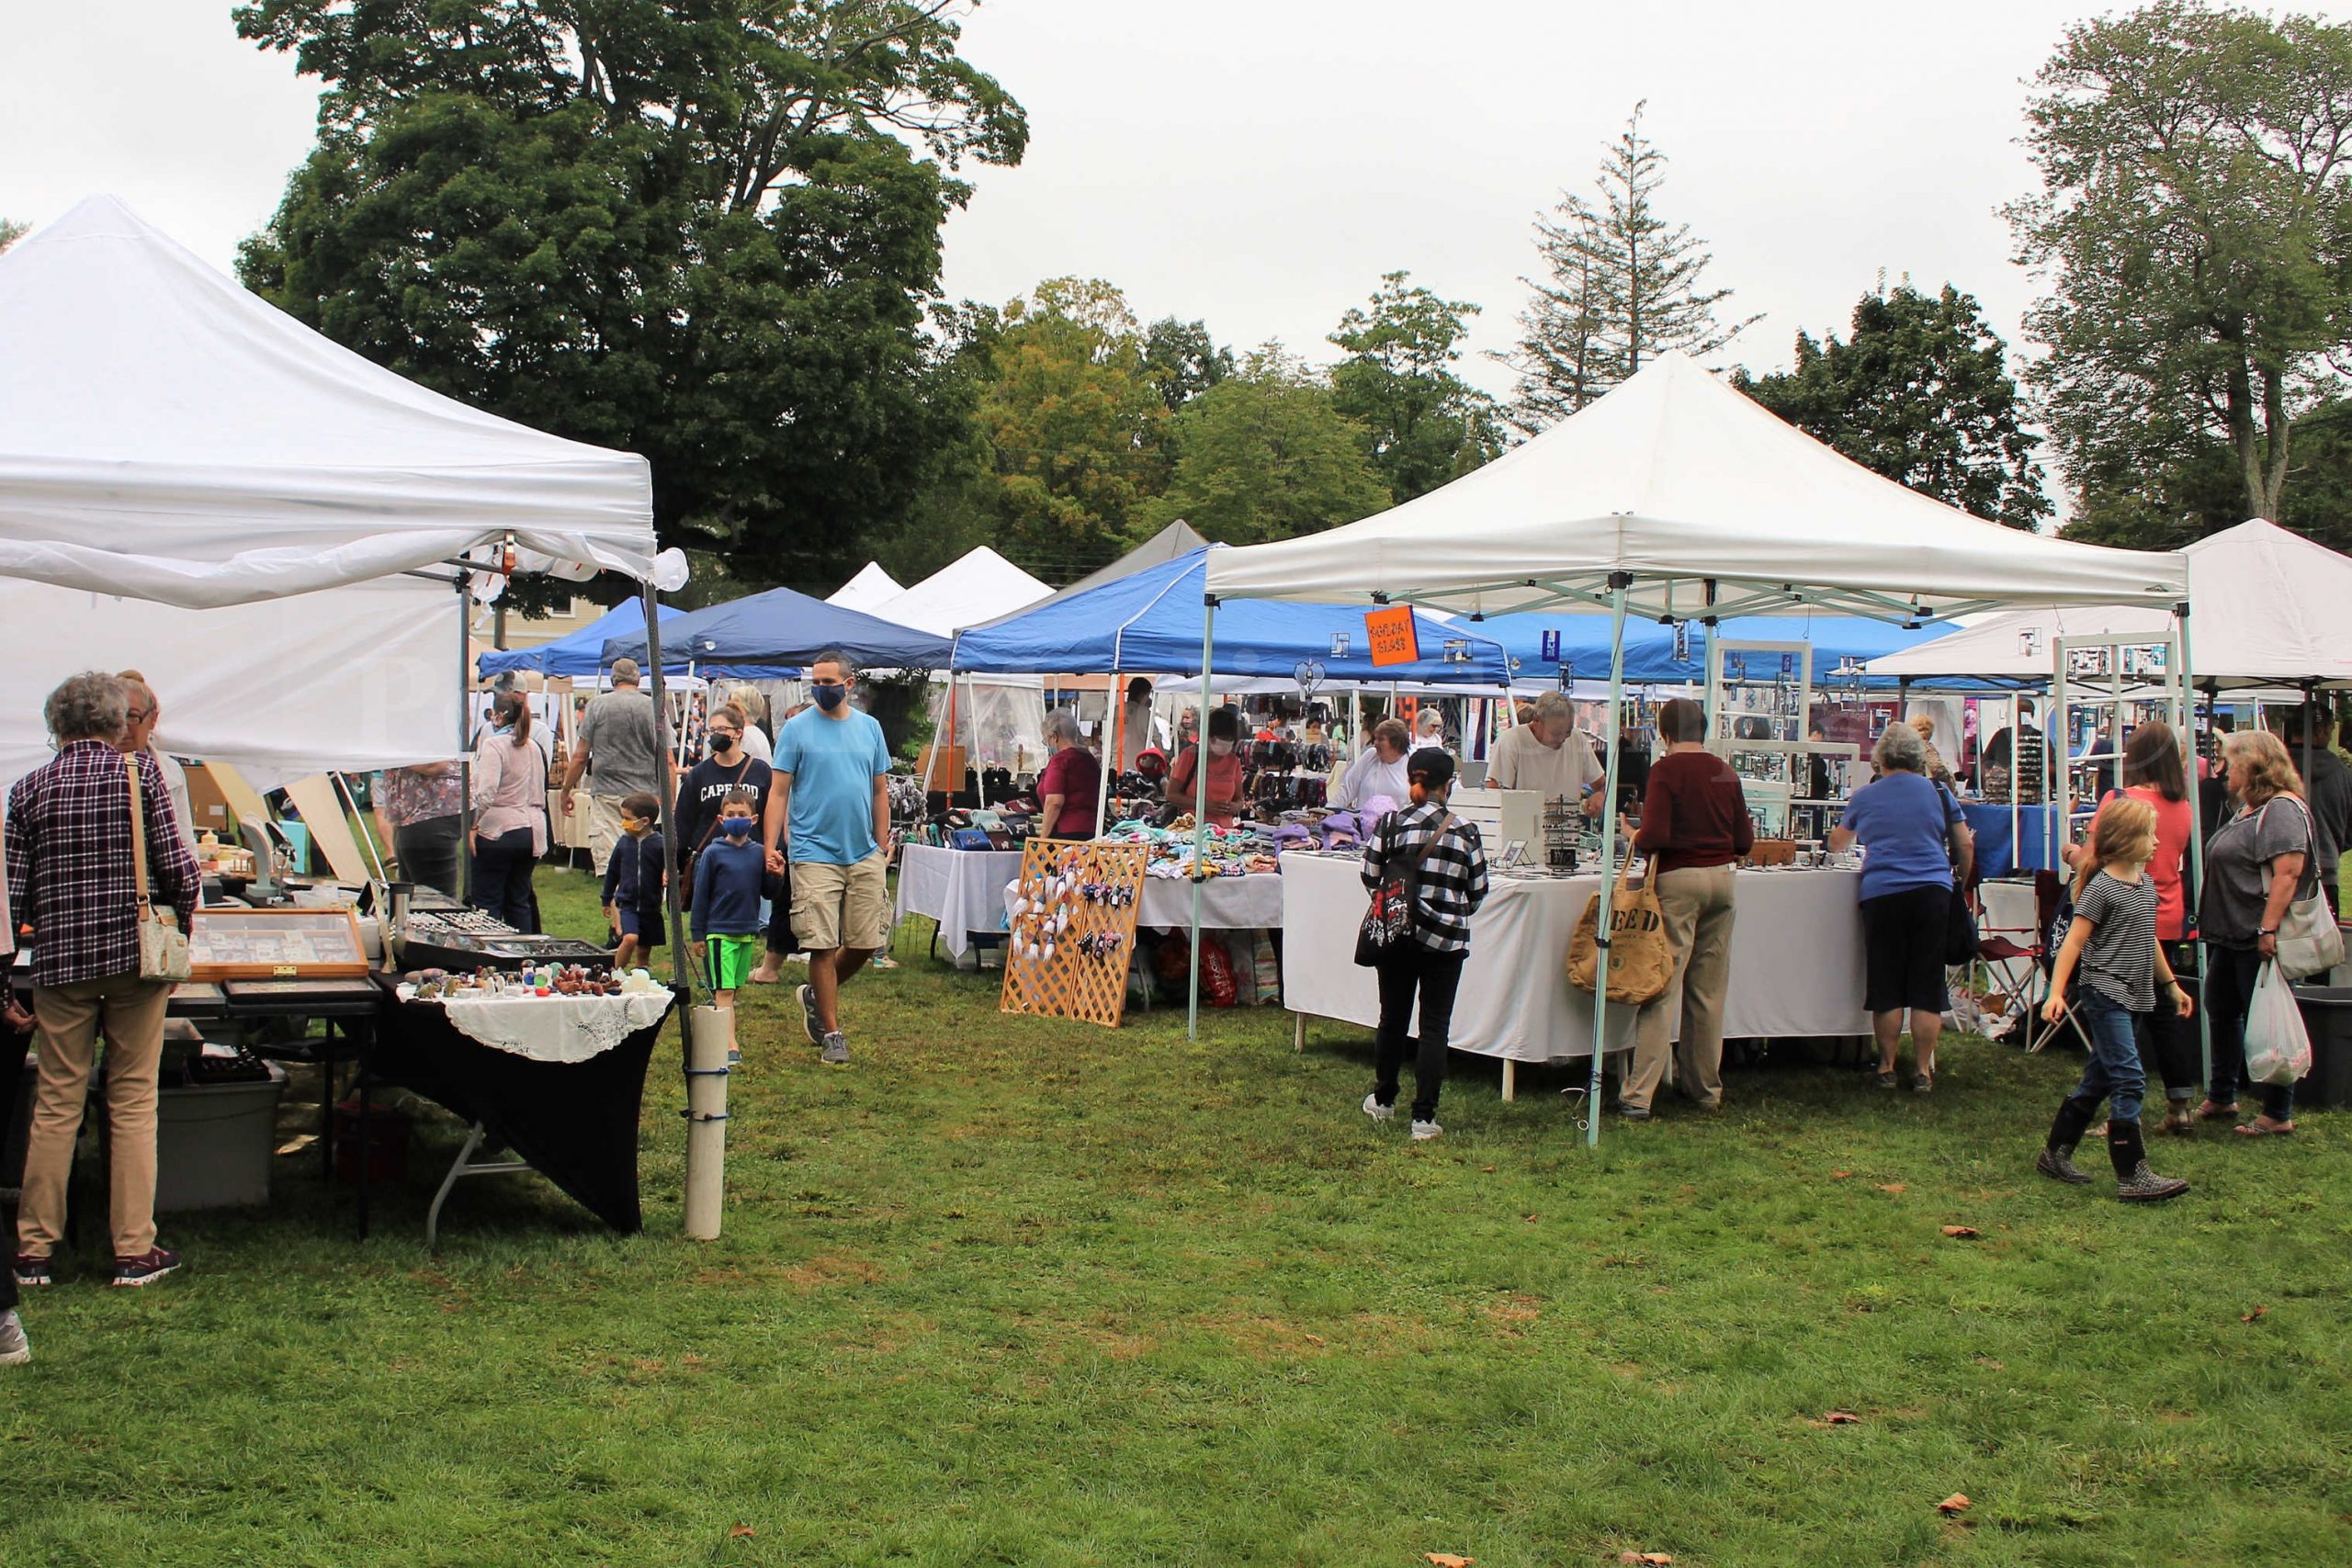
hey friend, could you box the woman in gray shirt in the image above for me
[2196,730,2318,1135]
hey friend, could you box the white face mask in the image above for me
[1207,739,1235,758]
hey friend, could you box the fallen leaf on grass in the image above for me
[1481,1165,1497,1173]
[1817,1409,1862,1425]
[1940,1225,1981,1239]
[1523,1213,1539,1224]
[729,1524,756,1539]
[1829,1169,1852,1179]
[1877,1182,1907,1194]
[1938,1495,1972,1516]
[2242,1305,2268,1322]
[1425,1554,1474,1567]
[1616,1553,1675,1565]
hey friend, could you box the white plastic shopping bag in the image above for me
[2245,961,2313,1087]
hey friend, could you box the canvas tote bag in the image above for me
[2265,796,2346,982]
[127,760,192,983]
[1566,852,1673,1005]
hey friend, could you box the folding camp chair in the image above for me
[1968,869,2093,1054]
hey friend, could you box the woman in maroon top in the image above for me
[1619,698,1754,1120]
[1035,710,1101,838]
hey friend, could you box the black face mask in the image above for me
[812,682,848,712]
[710,734,736,754]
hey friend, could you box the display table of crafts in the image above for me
[895,842,1028,958]
[1279,852,1871,1098]
[368,976,675,1245]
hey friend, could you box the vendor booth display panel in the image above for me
[1001,841,1149,1028]
[1280,852,1870,1063]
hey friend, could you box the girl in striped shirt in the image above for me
[2037,797,2195,1202]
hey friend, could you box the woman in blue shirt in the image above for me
[1831,723,1974,1092]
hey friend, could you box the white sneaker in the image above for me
[0,1309,28,1366]
[1410,1120,1443,1142]
[1361,1092,1395,1122]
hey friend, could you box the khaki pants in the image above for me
[1623,864,1738,1111]
[791,853,889,953]
[584,792,629,877]
[17,973,173,1260]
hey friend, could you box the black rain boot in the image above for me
[2036,1095,2100,1185]
[2109,1119,2190,1202]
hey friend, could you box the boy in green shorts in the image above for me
[690,790,768,1046]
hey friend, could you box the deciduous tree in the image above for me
[233,1,1025,596]
[2010,1,2352,531]
[1142,347,1391,546]
[1329,271,1503,502]
[1734,282,2051,530]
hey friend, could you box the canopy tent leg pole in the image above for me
[1099,667,1121,839]
[1187,599,1218,1042]
[1582,573,1633,1149]
[2177,605,2211,1091]
[642,583,712,1236]
[456,572,475,904]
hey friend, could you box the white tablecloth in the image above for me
[1133,872,1284,931]
[894,844,1027,957]
[416,988,675,1063]
[1280,851,1870,1063]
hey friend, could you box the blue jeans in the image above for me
[2068,988,2147,1125]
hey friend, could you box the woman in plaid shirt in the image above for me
[8,673,199,1291]
[1359,748,1489,1140]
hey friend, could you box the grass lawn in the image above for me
[4,862,2349,1567]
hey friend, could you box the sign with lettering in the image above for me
[1540,628,1562,663]
[1364,605,1420,668]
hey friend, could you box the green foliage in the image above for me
[1142,345,1392,545]
[2064,400,2352,554]
[1140,315,1235,413]
[0,217,25,253]
[232,1,1025,596]
[1733,282,2051,529]
[1500,102,1758,432]
[2011,0,2352,529]
[967,277,1170,579]
[1328,270,1504,502]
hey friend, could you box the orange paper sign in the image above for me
[1365,605,1420,667]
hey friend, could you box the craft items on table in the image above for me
[1001,839,1150,1028]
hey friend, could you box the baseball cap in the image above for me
[1407,747,1455,787]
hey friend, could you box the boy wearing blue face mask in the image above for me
[690,789,767,1025]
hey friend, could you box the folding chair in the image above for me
[1968,869,2092,1053]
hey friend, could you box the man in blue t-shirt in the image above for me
[762,649,894,1067]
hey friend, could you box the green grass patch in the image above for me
[3,864,2348,1565]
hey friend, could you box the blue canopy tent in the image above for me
[949,547,1511,683]
[1455,609,1956,686]
[479,601,689,680]
[600,583,954,675]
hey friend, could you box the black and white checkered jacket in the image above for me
[1360,800,1490,954]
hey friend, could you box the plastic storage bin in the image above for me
[2292,986,2352,1111]
[155,1062,288,1212]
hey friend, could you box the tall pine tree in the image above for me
[1499,104,1757,434]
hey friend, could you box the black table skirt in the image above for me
[368,992,670,1234]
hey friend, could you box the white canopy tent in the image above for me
[1196,353,2190,1139]
[873,546,1053,636]
[0,195,677,791]
[876,547,1057,776]
[1867,520,2352,690]
[1204,352,2187,624]
[825,561,906,615]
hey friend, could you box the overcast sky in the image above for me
[7,1,2345,423]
